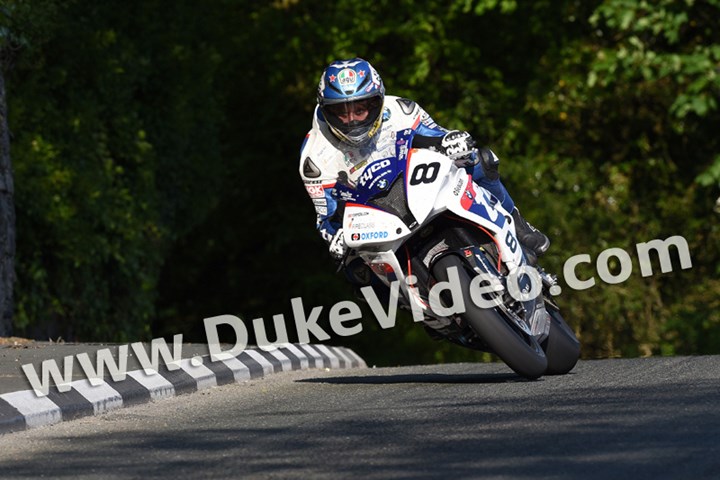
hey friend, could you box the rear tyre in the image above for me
[432,254,547,380]
[541,304,581,375]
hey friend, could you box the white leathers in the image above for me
[299,95,447,243]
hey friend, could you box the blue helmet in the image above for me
[317,58,385,146]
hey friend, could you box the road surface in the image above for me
[0,356,718,479]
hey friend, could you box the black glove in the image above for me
[478,147,500,181]
[328,228,347,260]
[441,130,478,166]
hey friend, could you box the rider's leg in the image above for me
[466,148,550,256]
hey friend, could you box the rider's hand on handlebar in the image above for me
[441,130,478,167]
[328,228,347,260]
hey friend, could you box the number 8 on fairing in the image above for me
[410,162,441,186]
[505,231,518,253]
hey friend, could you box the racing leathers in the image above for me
[299,95,518,261]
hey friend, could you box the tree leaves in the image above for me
[3,0,719,362]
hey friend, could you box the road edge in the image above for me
[0,344,367,435]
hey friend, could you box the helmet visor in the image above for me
[323,96,383,142]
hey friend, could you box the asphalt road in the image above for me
[0,356,718,479]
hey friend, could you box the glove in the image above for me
[478,147,500,181]
[441,130,478,166]
[328,228,347,260]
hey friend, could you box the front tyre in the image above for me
[432,255,547,380]
[541,303,581,375]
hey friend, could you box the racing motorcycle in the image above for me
[337,128,580,379]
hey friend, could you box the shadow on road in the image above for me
[297,372,528,384]
[1,361,718,480]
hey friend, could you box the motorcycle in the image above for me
[336,128,580,379]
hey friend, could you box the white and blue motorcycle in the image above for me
[337,129,580,379]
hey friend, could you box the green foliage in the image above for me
[7,1,226,340]
[510,0,720,357]
[2,0,718,364]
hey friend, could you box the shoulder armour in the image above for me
[396,98,417,115]
[303,157,321,178]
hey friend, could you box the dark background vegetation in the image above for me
[1,0,718,366]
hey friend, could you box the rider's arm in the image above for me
[299,132,343,247]
[301,174,341,243]
[315,191,341,243]
[412,133,444,151]
[398,99,447,148]
[395,98,477,163]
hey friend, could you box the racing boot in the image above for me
[511,207,550,257]
[478,147,500,181]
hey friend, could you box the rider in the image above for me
[299,57,549,281]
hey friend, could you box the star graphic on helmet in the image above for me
[358,70,365,77]
[329,74,336,82]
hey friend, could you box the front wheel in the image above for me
[541,303,581,375]
[432,254,547,380]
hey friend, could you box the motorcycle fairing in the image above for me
[340,136,532,322]
[430,161,524,271]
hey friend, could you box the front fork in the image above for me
[437,243,553,344]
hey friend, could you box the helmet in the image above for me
[317,58,385,146]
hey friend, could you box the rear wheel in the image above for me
[432,254,547,379]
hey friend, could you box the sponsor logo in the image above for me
[453,177,464,196]
[338,68,357,86]
[358,159,391,187]
[368,170,391,189]
[461,182,477,211]
[358,231,389,240]
[348,213,375,229]
[351,233,360,241]
[398,144,408,160]
[349,211,369,218]
[306,184,324,198]
[315,206,328,216]
[351,222,376,229]
[382,107,391,122]
[339,190,356,201]
[377,178,389,190]
[312,198,327,206]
